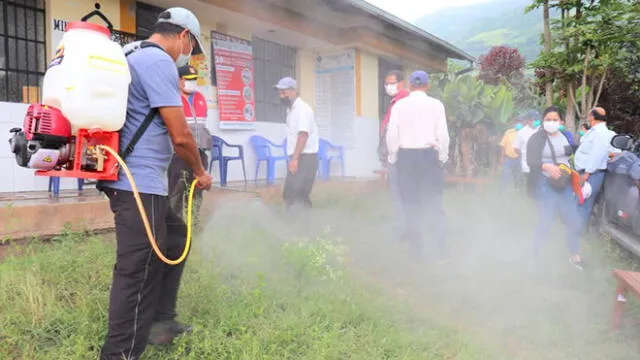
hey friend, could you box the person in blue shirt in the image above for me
[559,118,576,146]
[574,107,617,234]
[97,7,213,360]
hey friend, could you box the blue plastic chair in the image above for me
[249,135,288,185]
[49,177,84,197]
[208,136,247,187]
[318,138,345,181]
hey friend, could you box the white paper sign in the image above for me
[314,49,356,149]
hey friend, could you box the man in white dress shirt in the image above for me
[386,70,450,262]
[574,107,617,229]
[274,76,319,211]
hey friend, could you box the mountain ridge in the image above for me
[416,0,547,63]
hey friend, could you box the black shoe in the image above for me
[171,321,193,334]
[148,320,193,345]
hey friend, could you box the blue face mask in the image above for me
[533,120,541,128]
[579,130,585,136]
[559,124,566,131]
[515,123,524,131]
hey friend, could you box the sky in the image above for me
[364,0,497,23]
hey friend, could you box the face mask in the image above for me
[515,123,524,131]
[533,120,541,128]
[280,97,292,107]
[176,34,193,67]
[543,120,560,134]
[579,130,585,136]
[559,124,566,131]
[385,84,399,97]
[184,80,197,93]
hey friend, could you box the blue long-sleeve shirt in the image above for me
[561,130,575,146]
[574,122,617,173]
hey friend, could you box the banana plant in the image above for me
[432,74,516,177]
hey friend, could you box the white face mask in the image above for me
[176,34,193,68]
[385,84,399,97]
[184,80,197,93]
[543,120,560,134]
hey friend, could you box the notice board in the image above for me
[211,31,256,130]
[314,50,356,149]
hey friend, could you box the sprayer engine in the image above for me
[8,104,73,170]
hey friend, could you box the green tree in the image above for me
[528,0,640,130]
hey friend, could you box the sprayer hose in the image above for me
[97,145,195,266]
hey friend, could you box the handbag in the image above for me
[545,136,572,191]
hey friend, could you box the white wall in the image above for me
[0,102,82,193]
[205,111,289,184]
[0,102,379,193]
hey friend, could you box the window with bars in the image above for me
[136,1,164,39]
[252,37,297,123]
[0,0,46,104]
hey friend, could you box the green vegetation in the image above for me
[0,196,494,360]
[2,188,640,359]
[416,0,545,63]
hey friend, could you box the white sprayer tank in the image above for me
[42,21,131,132]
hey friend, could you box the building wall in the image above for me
[0,0,443,193]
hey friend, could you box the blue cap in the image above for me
[409,70,429,86]
[528,110,541,119]
[156,7,204,55]
[274,77,297,90]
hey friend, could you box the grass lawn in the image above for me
[0,192,495,360]
[2,185,640,359]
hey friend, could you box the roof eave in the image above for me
[345,0,476,63]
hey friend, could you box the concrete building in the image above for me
[0,0,473,193]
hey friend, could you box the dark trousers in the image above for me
[168,150,208,219]
[396,148,447,259]
[283,153,318,210]
[99,189,188,360]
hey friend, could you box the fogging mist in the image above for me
[192,185,640,360]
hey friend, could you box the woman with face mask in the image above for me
[525,106,585,270]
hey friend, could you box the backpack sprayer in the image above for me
[7,21,193,266]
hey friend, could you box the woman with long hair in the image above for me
[526,106,584,270]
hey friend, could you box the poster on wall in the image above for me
[211,31,256,130]
[314,50,356,149]
[189,54,216,110]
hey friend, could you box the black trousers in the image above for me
[99,188,188,360]
[168,150,209,220]
[283,153,318,210]
[395,148,447,259]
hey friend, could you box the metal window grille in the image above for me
[0,0,46,103]
[136,2,164,39]
[252,37,297,123]
[111,29,144,47]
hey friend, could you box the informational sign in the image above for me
[51,18,68,55]
[314,50,356,149]
[189,54,216,110]
[211,31,256,130]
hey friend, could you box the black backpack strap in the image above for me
[545,135,558,165]
[120,108,158,160]
[119,41,165,160]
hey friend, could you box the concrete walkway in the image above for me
[0,177,378,240]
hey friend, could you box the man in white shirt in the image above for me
[574,107,617,229]
[274,77,319,210]
[513,112,537,178]
[386,70,450,262]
